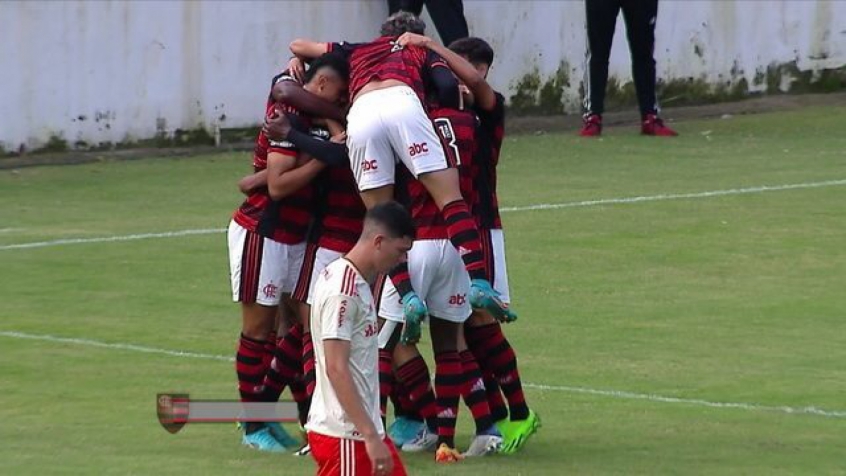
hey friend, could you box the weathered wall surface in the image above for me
[2,0,844,152]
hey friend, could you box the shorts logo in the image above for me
[408,142,429,157]
[364,322,378,338]
[362,159,378,171]
[448,294,466,306]
[262,282,279,299]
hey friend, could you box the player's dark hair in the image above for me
[304,52,350,84]
[365,201,416,240]
[448,37,495,67]
[380,11,426,37]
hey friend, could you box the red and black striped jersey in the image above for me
[328,37,448,104]
[471,92,506,230]
[233,70,314,244]
[395,107,477,240]
[306,127,366,253]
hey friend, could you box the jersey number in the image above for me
[433,117,460,167]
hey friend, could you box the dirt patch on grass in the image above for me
[3,92,845,170]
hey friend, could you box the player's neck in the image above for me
[343,249,375,284]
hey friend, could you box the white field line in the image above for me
[2,179,845,252]
[499,178,846,212]
[2,330,844,419]
[0,228,223,251]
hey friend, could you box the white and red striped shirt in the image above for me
[306,258,383,440]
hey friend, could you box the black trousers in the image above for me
[584,0,659,117]
[387,0,469,48]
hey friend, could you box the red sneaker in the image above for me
[641,114,678,136]
[579,114,602,137]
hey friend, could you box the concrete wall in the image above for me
[1,0,844,153]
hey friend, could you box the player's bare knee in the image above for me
[417,168,462,209]
[393,342,421,365]
[467,309,497,327]
[241,303,277,340]
[429,318,460,353]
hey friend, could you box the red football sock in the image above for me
[460,350,494,434]
[434,351,463,448]
[442,200,486,280]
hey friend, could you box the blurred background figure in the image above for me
[387,0,468,48]
[580,0,677,137]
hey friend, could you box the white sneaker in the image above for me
[292,443,311,456]
[462,434,503,457]
[401,426,438,452]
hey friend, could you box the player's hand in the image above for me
[237,175,254,195]
[330,132,347,144]
[263,111,309,140]
[397,32,432,48]
[286,57,305,83]
[364,436,393,476]
[459,84,475,108]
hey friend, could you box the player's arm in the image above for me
[264,113,348,167]
[269,154,326,201]
[324,339,380,439]
[399,33,497,112]
[289,39,331,60]
[320,295,393,474]
[266,150,301,200]
[422,50,461,110]
[238,170,267,195]
[272,81,346,122]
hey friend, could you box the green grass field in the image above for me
[2,106,846,475]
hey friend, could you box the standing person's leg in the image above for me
[621,0,659,117]
[423,0,469,48]
[398,0,425,15]
[582,0,622,128]
[621,0,677,135]
[388,0,403,15]
[228,220,287,451]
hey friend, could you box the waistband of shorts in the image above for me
[353,84,415,105]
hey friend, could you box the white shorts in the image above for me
[227,220,306,306]
[347,85,448,192]
[291,244,344,306]
[378,239,471,324]
[483,229,511,304]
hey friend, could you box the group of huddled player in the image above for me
[226,11,540,474]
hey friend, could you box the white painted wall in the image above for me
[1,0,844,152]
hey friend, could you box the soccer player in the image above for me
[228,53,348,452]
[307,201,414,476]
[261,106,367,459]
[397,33,541,453]
[288,11,514,332]
[377,103,503,462]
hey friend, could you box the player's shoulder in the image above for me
[320,259,363,298]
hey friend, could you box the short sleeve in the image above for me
[425,50,450,71]
[317,294,359,341]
